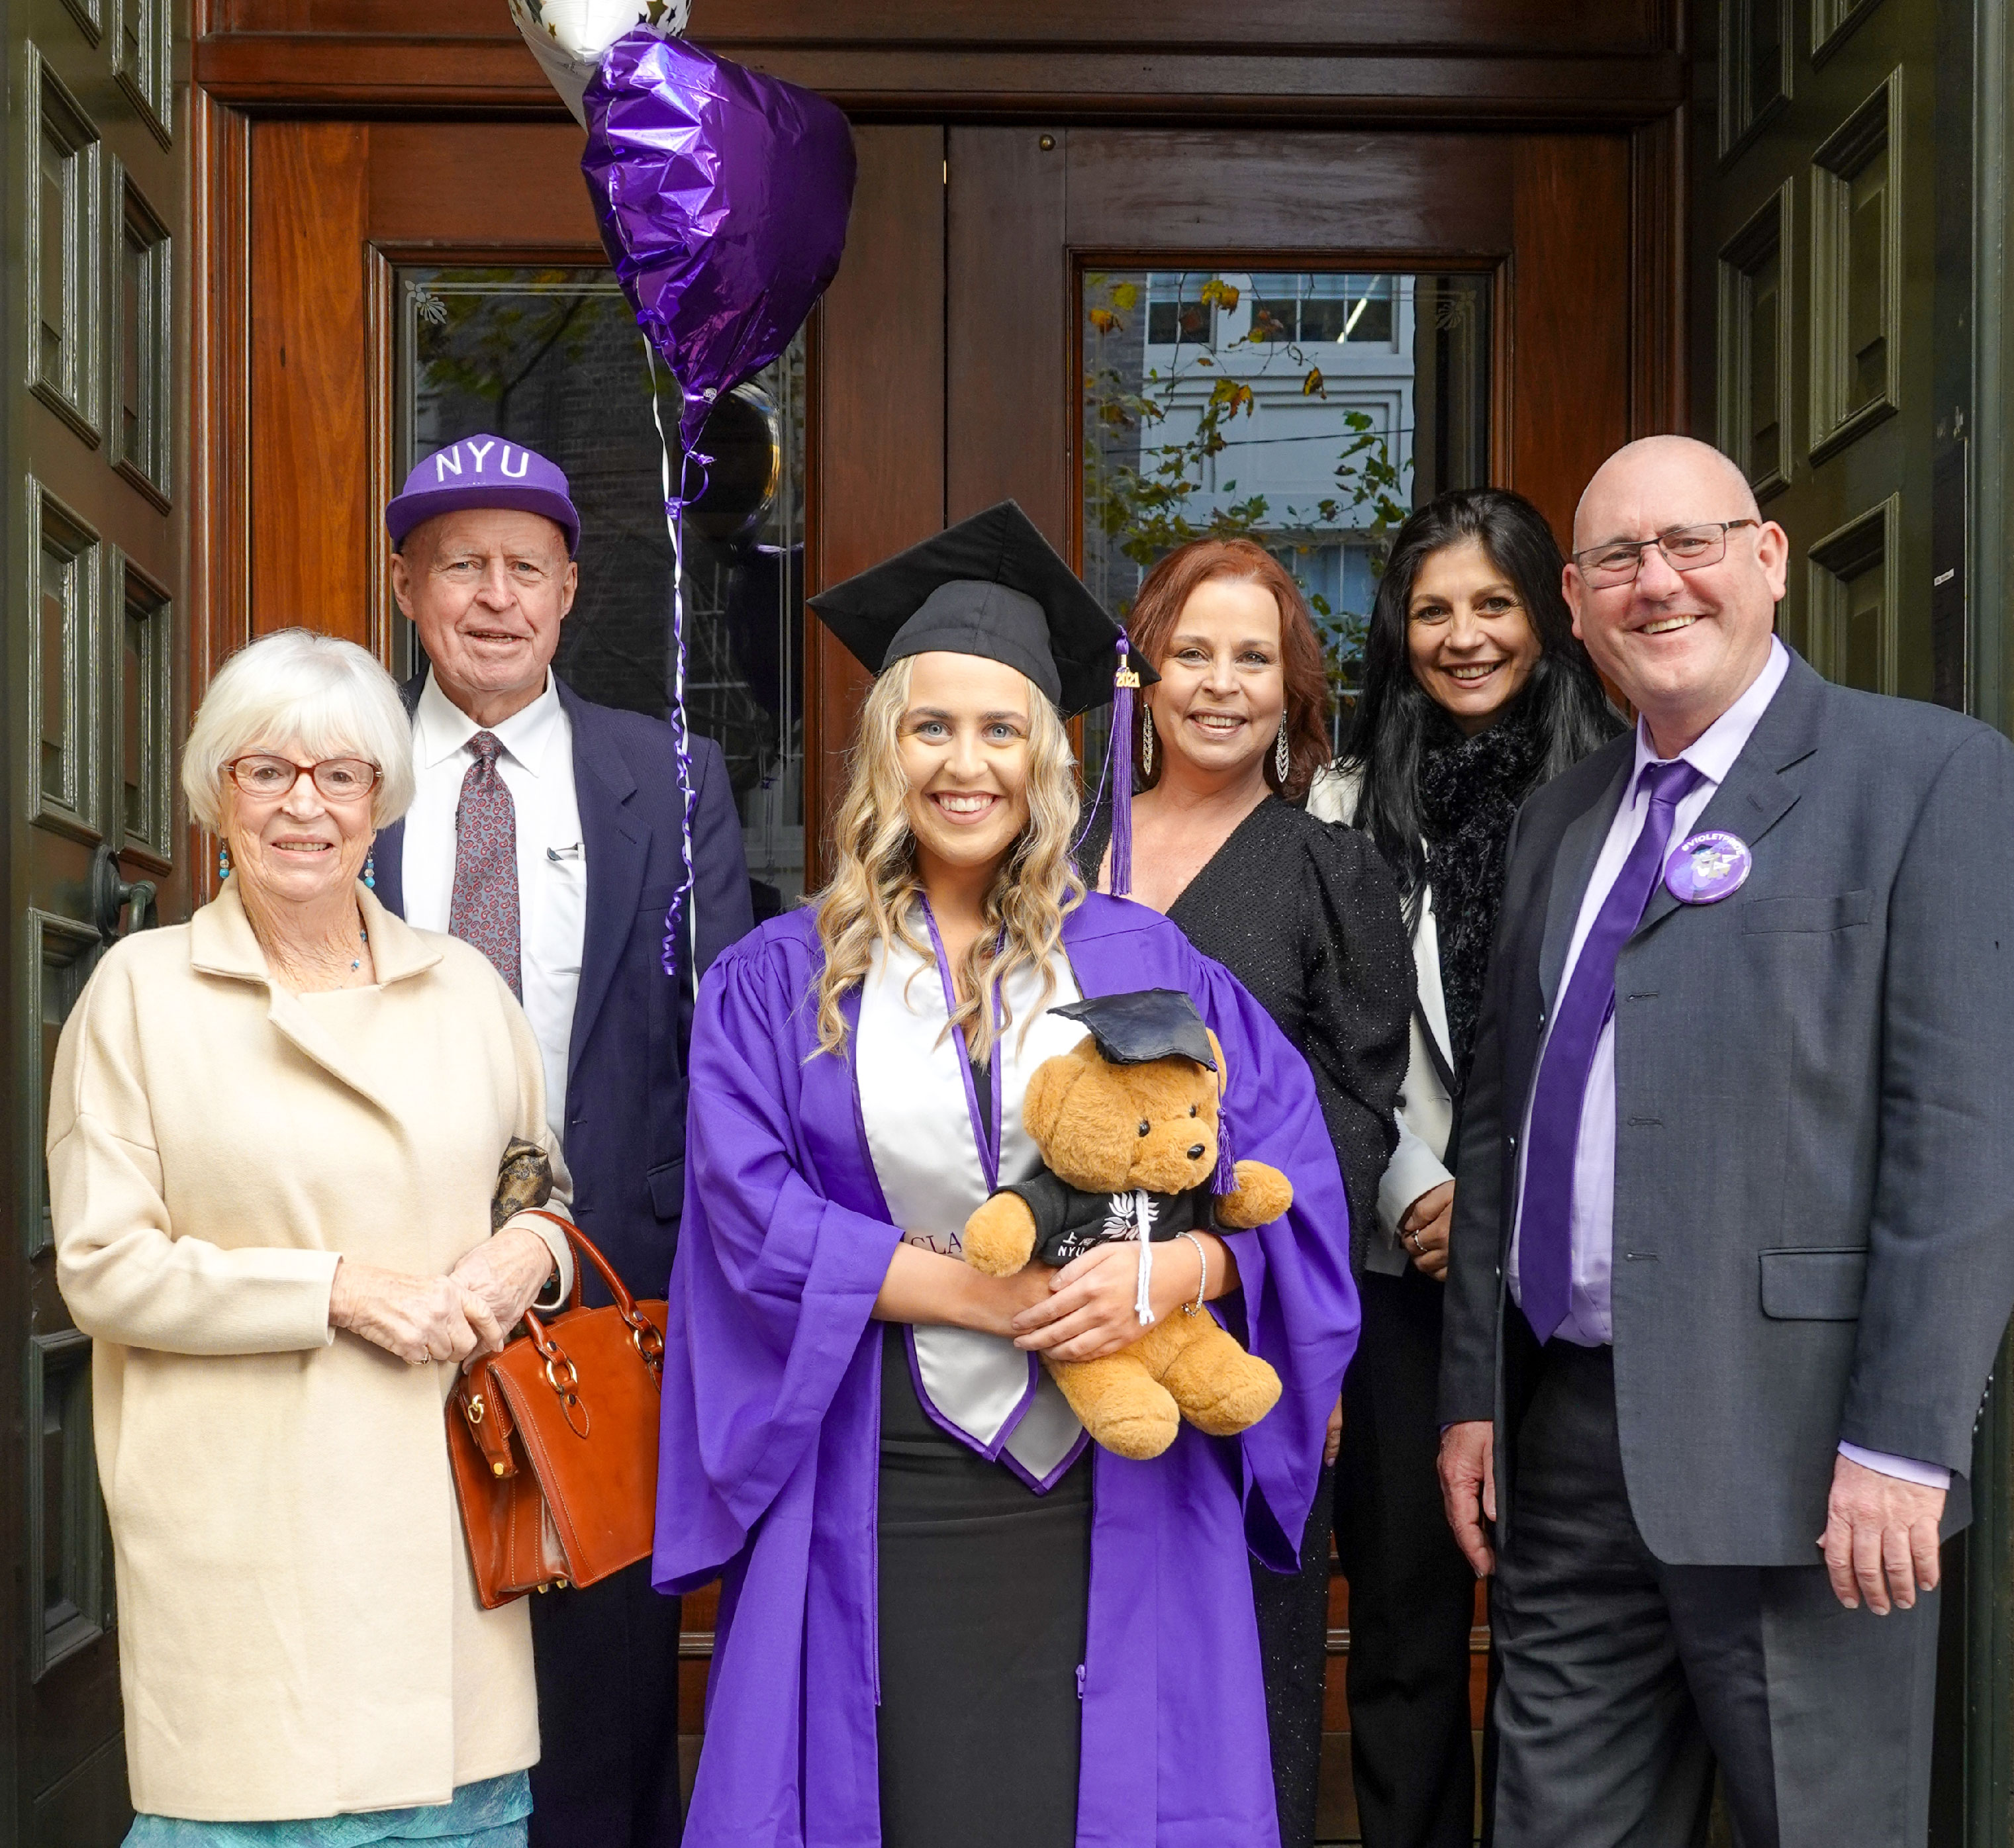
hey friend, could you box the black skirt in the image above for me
[875,1324,1092,1848]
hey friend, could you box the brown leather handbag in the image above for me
[445,1209,669,1608]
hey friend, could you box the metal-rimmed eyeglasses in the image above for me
[224,755,383,803]
[1570,518,1760,588]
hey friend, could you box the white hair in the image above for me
[181,629,415,832]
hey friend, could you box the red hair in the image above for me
[1125,537,1332,802]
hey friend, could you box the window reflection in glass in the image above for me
[1082,267,1490,749]
[1145,274,1212,348]
[398,267,806,913]
[1247,275,1398,347]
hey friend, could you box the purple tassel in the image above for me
[1108,636,1138,898]
[1214,1091,1237,1195]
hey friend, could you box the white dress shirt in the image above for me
[1505,637,1942,1490]
[402,672,587,1155]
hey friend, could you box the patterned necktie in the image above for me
[449,730,522,1000]
[1517,757,1702,1342]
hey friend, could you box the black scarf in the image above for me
[1417,695,1547,1090]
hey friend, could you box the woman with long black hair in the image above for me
[1309,488,1621,1847]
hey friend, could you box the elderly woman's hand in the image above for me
[448,1228,559,1358]
[328,1260,501,1366]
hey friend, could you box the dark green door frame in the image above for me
[1971,0,2014,1837]
[1964,1365,2014,1842]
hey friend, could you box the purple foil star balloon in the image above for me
[579,31,852,978]
[582,32,856,450]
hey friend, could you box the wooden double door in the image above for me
[239,116,1654,874]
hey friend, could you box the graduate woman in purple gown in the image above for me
[651,502,1359,1848]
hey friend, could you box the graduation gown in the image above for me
[653,894,1359,1848]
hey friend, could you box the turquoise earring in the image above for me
[363,847,375,891]
[217,841,232,880]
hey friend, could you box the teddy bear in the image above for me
[962,988,1293,1460]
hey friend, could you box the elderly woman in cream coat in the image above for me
[49,629,575,1848]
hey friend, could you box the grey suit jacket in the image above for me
[1440,650,2014,1564]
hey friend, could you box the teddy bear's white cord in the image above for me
[1130,1190,1156,1324]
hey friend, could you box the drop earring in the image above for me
[363,847,375,891]
[1140,708,1155,780]
[217,841,232,880]
[1274,716,1290,785]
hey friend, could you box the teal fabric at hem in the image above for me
[124,1772,531,1848]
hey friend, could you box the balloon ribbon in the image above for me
[645,343,712,982]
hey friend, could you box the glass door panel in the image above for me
[397,267,807,911]
[1082,266,1491,749]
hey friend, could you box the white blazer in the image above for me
[1308,767,1456,1275]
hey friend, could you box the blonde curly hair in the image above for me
[812,657,1085,1060]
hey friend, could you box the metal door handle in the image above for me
[91,845,158,943]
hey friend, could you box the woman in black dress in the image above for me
[1077,535,1414,1848]
[1307,488,1621,1847]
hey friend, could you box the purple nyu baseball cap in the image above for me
[385,434,581,557]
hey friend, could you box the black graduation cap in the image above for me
[806,500,1157,718]
[1049,990,1216,1070]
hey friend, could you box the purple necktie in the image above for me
[450,730,522,1000]
[1517,757,1702,1342]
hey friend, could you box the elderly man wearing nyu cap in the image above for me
[377,434,754,1847]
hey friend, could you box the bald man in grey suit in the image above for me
[1437,436,2014,1847]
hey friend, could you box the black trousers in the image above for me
[1253,1268,1478,1848]
[528,1559,686,1847]
[1493,1340,1941,1848]
[1336,1267,1480,1848]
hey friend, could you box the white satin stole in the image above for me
[855,923,1090,1489]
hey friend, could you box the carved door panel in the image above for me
[1698,0,1958,704]
[3,0,189,1841]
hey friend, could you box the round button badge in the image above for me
[1663,830,1752,905]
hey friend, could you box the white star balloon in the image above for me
[507,0,692,125]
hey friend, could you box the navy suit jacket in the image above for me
[376,673,755,1301]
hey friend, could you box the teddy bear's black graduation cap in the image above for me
[806,500,1156,719]
[1049,990,1216,1070]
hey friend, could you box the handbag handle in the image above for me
[514,1208,665,1377]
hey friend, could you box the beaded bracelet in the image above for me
[1178,1231,1209,1317]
